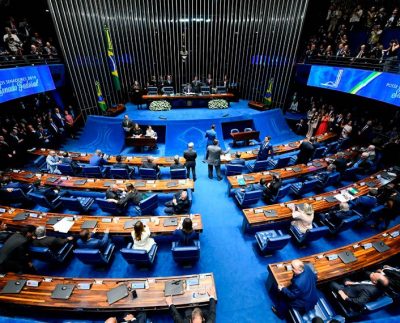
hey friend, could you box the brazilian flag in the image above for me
[95,81,108,112]
[263,78,274,106]
[104,25,121,91]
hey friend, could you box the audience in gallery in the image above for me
[131,220,156,252]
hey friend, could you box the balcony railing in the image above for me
[0,54,62,68]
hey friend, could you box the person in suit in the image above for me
[257,136,274,161]
[351,188,378,213]
[173,218,199,246]
[206,139,230,180]
[61,152,81,175]
[0,225,36,274]
[333,152,348,173]
[305,164,338,186]
[46,150,61,174]
[230,152,246,166]
[296,137,316,165]
[319,202,353,227]
[76,228,110,251]
[349,152,373,174]
[89,149,107,167]
[141,156,160,177]
[290,203,314,233]
[164,74,174,88]
[52,107,65,131]
[378,265,400,294]
[132,123,143,137]
[272,259,318,318]
[32,226,73,251]
[330,272,389,308]
[113,155,133,174]
[48,118,63,138]
[191,76,201,93]
[183,142,197,181]
[235,178,267,199]
[205,124,217,159]
[120,184,143,206]
[263,174,282,202]
[122,114,133,134]
[0,221,12,243]
[183,83,194,94]
[165,190,190,215]
[166,287,216,323]
[106,184,125,204]
[105,312,147,323]
[170,155,185,170]
[131,220,156,252]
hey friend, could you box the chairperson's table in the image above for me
[142,93,235,108]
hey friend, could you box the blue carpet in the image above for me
[3,105,399,322]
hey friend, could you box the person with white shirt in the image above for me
[131,221,156,252]
[46,150,61,174]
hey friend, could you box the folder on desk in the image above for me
[46,177,59,183]
[237,178,246,186]
[74,179,87,185]
[24,173,35,179]
[12,212,28,221]
[124,219,139,230]
[186,277,200,286]
[0,280,27,294]
[131,281,146,289]
[81,220,98,230]
[338,251,357,264]
[264,210,277,217]
[164,280,184,296]
[51,284,75,300]
[292,167,302,173]
[47,217,61,225]
[372,241,390,253]
[167,181,178,188]
[103,181,115,187]
[164,217,178,227]
[134,181,146,187]
[324,196,338,203]
[244,175,255,181]
[107,284,129,305]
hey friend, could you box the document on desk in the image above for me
[334,191,354,203]
[53,217,75,233]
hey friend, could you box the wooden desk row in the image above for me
[268,224,400,288]
[29,132,336,166]
[227,150,356,189]
[0,272,216,312]
[6,170,194,193]
[0,206,203,236]
[242,169,397,231]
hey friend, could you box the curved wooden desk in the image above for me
[0,272,216,312]
[241,170,397,232]
[220,132,336,164]
[267,225,400,288]
[0,206,202,236]
[227,150,356,189]
[6,171,194,193]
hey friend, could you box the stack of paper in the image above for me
[53,217,75,233]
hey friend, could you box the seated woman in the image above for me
[290,203,314,233]
[132,123,142,137]
[131,220,156,252]
[145,126,157,149]
[173,218,199,246]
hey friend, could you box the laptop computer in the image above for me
[264,210,277,217]
[51,284,75,300]
[81,220,98,230]
[12,212,28,221]
[46,177,59,183]
[292,167,302,173]
[167,182,178,188]
[103,181,115,187]
[164,217,178,227]
[47,217,62,225]
[289,143,297,148]
[124,219,139,230]
[74,179,87,185]
[0,280,27,294]
[243,175,255,181]
[365,181,376,188]
[372,240,390,253]
[324,196,338,203]
[107,284,129,305]
[338,251,357,264]
[24,173,35,179]
[134,181,146,187]
[164,280,184,296]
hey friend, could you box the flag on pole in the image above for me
[263,78,274,106]
[95,81,108,112]
[104,25,121,91]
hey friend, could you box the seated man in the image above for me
[141,156,160,177]
[330,271,390,309]
[105,312,147,323]
[112,155,133,173]
[32,226,73,251]
[106,184,125,205]
[319,202,352,227]
[333,152,348,173]
[0,221,12,243]
[170,155,185,170]
[235,178,267,199]
[46,150,62,174]
[263,174,282,202]
[76,228,110,250]
[272,259,318,318]
[164,190,190,215]
[61,152,81,174]
[351,188,378,213]
[230,152,246,166]
[89,149,107,167]
[347,152,373,173]
[305,164,338,186]
[120,184,143,206]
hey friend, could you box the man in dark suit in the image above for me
[330,272,389,308]
[230,152,246,166]
[183,142,197,181]
[257,136,274,161]
[106,184,125,204]
[205,125,217,159]
[105,313,147,323]
[170,155,185,170]
[319,202,353,227]
[263,174,282,202]
[333,152,348,173]
[206,139,230,180]
[272,259,318,318]
[141,156,160,177]
[0,225,36,274]
[235,178,267,200]
[0,222,12,243]
[32,226,73,251]
[52,107,65,130]
[113,155,133,173]
[166,287,216,323]
[122,114,133,134]
[164,190,190,215]
[351,188,378,213]
[296,137,316,165]
[76,228,110,250]
[120,184,143,206]
[61,152,81,175]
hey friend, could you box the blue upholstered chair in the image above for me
[325,141,340,155]
[235,190,263,208]
[73,241,115,265]
[244,127,253,132]
[27,191,62,210]
[289,291,345,323]
[255,230,291,254]
[120,243,158,267]
[289,223,329,245]
[58,163,81,176]
[267,156,292,170]
[135,194,158,215]
[341,166,359,180]
[320,213,361,234]
[171,240,200,265]
[226,164,245,176]
[96,198,126,215]
[313,146,328,159]
[60,196,94,212]
[81,165,107,178]
[0,188,32,205]
[33,155,47,172]
[170,168,187,179]
[290,179,319,196]
[110,167,134,179]
[29,242,74,264]
[247,160,269,172]
[139,167,158,180]
[353,204,385,223]
[317,172,341,190]
[230,128,239,134]
[269,184,291,203]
